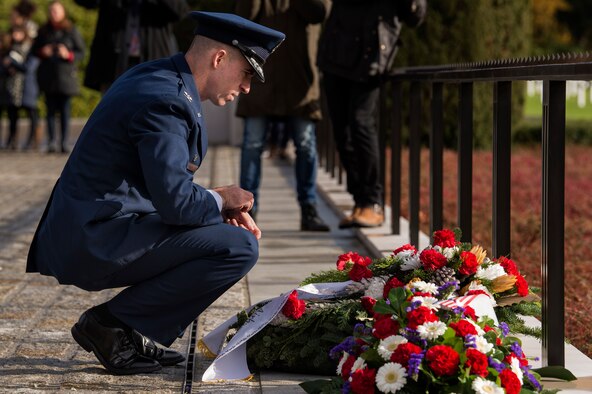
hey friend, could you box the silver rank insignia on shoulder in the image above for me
[183,91,193,102]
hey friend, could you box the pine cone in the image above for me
[431,266,456,286]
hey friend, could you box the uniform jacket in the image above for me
[26,53,219,290]
[235,0,329,120]
[75,0,189,92]
[317,0,426,82]
[32,21,85,96]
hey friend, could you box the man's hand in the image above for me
[213,184,254,212]
[223,210,261,240]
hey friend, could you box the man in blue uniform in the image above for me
[26,12,284,375]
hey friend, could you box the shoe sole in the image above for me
[71,324,162,375]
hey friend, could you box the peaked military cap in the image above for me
[190,11,285,83]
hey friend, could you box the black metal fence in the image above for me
[317,52,592,367]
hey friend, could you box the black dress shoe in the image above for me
[301,203,330,232]
[130,330,186,366]
[71,310,162,375]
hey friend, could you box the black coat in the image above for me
[32,22,85,96]
[75,0,189,91]
[317,0,426,82]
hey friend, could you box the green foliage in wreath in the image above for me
[243,299,367,375]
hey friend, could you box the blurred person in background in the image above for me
[236,0,331,232]
[11,0,39,40]
[32,0,85,153]
[75,0,189,93]
[317,0,426,228]
[2,25,40,151]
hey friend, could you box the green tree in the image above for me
[393,0,532,148]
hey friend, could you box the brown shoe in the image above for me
[338,206,361,229]
[352,204,384,228]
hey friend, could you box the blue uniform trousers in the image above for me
[86,223,258,347]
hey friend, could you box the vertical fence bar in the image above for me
[430,83,444,235]
[492,81,511,258]
[409,82,421,247]
[391,81,402,234]
[541,80,566,366]
[458,82,473,242]
[379,81,388,211]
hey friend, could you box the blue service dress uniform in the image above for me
[26,53,259,346]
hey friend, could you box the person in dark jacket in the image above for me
[236,0,331,231]
[317,0,426,228]
[26,11,283,376]
[75,0,189,93]
[32,0,85,153]
[2,25,40,151]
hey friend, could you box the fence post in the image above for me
[430,83,444,235]
[492,81,512,258]
[541,79,566,366]
[458,82,473,242]
[409,82,421,247]
[391,81,402,234]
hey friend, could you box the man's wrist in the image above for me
[207,189,223,211]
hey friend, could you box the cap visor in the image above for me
[243,54,265,83]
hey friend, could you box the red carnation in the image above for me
[372,317,400,339]
[383,277,405,299]
[425,345,460,376]
[463,305,477,321]
[349,367,376,394]
[407,306,438,329]
[391,342,423,367]
[459,251,479,276]
[282,290,306,319]
[498,256,519,276]
[449,319,478,337]
[336,251,357,271]
[465,348,489,377]
[361,296,377,315]
[393,243,417,255]
[340,354,355,378]
[433,229,458,248]
[499,369,522,394]
[515,274,529,296]
[349,263,373,281]
[419,249,448,271]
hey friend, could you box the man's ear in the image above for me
[212,49,228,70]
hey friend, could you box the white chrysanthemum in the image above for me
[377,335,408,361]
[476,263,506,281]
[375,362,407,393]
[398,251,421,271]
[472,377,504,394]
[442,246,459,259]
[412,281,439,295]
[336,352,349,376]
[364,276,387,299]
[417,321,447,340]
[510,356,524,384]
[412,295,440,311]
[475,335,494,354]
[351,356,367,373]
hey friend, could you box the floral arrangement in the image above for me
[319,283,545,394]
[230,229,542,376]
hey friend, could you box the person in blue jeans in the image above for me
[236,0,330,232]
